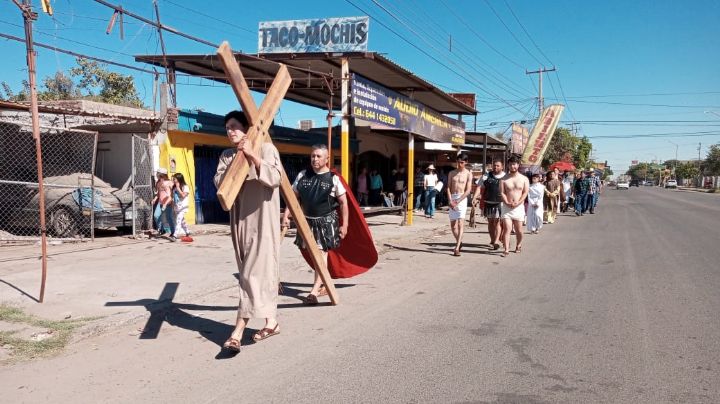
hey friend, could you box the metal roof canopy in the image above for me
[134,52,477,115]
[464,132,508,148]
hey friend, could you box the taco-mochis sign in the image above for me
[258,16,369,54]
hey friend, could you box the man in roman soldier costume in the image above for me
[283,144,349,305]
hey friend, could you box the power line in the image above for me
[586,130,719,139]
[562,99,720,108]
[551,71,577,122]
[483,0,543,65]
[503,0,553,66]
[395,0,534,98]
[563,120,720,123]
[0,32,157,74]
[356,0,524,114]
[437,0,524,70]
[383,0,531,100]
[162,0,255,34]
[0,19,135,57]
[565,91,720,99]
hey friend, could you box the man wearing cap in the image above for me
[152,167,176,240]
[423,164,439,218]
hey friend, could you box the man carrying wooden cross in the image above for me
[215,110,282,352]
[282,144,349,305]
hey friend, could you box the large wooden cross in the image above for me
[214,41,338,305]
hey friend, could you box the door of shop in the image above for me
[194,146,229,224]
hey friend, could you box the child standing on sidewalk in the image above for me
[172,173,191,239]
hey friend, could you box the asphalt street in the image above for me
[2,187,719,403]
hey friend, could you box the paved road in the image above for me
[2,187,719,403]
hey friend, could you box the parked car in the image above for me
[1,173,151,237]
[644,180,654,186]
[617,180,630,190]
[665,179,678,189]
[630,179,640,187]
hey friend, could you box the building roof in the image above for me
[134,52,477,115]
[0,99,159,122]
[464,132,508,148]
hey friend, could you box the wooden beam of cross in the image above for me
[215,41,339,305]
[105,282,179,339]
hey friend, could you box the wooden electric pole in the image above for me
[526,66,556,115]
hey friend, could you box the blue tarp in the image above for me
[71,187,105,212]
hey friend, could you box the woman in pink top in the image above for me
[152,168,176,239]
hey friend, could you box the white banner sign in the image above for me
[259,16,369,54]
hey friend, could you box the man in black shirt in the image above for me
[472,159,506,250]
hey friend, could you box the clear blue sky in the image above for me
[1,0,718,175]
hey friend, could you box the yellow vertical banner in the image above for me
[520,104,564,173]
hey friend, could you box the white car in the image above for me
[616,181,630,190]
[665,179,678,189]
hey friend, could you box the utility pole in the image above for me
[13,0,48,302]
[526,66,556,115]
[698,142,702,187]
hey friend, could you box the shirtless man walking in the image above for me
[500,156,529,257]
[446,154,473,256]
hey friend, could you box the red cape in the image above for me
[300,169,377,279]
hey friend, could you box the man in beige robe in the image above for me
[214,111,282,352]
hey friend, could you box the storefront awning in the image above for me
[135,52,477,115]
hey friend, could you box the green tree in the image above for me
[541,127,593,169]
[704,144,720,175]
[38,71,81,101]
[1,58,143,108]
[542,127,576,166]
[602,168,614,180]
[675,162,699,180]
[627,162,661,180]
[70,58,143,107]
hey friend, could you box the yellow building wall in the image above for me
[158,130,232,225]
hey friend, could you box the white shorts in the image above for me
[501,203,525,221]
[448,193,467,221]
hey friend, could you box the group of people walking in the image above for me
[439,155,602,258]
[180,109,604,354]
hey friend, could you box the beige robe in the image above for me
[214,143,281,318]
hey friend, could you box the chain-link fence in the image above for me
[0,120,98,243]
[131,135,153,236]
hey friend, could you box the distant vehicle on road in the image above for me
[665,179,678,189]
[644,180,654,186]
[617,180,630,190]
[630,179,640,187]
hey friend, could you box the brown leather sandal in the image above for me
[223,337,241,352]
[252,324,280,342]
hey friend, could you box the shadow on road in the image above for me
[0,278,39,302]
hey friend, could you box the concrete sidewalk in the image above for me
[0,210,456,336]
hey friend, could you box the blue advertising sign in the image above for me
[351,74,465,145]
[258,16,369,54]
